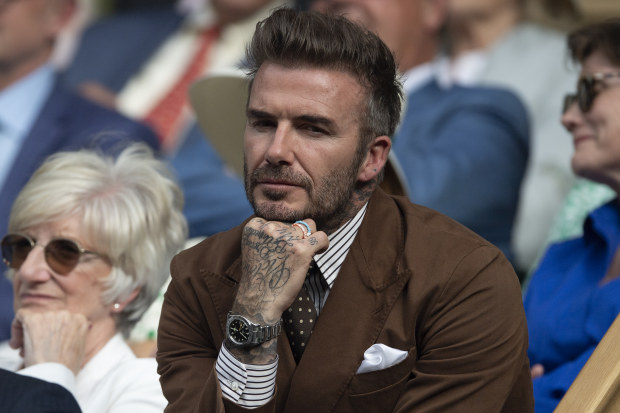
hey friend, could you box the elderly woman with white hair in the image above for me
[0,143,187,412]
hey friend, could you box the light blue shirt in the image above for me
[0,65,55,190]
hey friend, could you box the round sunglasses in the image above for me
[1,233,103,275]
[563,72,620,114]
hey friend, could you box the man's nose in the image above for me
[265,124,295,165]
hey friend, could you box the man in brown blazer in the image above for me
[156,8,533,412]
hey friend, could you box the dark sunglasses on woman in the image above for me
[1,233,104,275]
[563,72,620,113]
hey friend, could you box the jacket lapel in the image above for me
[283,189,409,412]
[0,81,65,238]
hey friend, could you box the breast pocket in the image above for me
[347,351,415,413]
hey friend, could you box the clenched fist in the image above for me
[233,217,329,325]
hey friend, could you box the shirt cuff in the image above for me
[216,343,278,408]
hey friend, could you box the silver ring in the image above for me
[292,220,312,238]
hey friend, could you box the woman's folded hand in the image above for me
[11,309,89,375]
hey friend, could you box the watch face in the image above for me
[229,318,250,344]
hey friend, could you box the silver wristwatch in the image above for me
[226,312,282,347]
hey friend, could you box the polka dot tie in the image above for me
[282,268,319,363]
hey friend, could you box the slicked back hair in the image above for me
[245,8,402,148]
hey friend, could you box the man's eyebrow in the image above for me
[294,115,335,129]
[246,109,273,119]
[247,110,336,129]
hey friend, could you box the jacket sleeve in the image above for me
[397,90,529,259]
[395,245,533,412]
[157,258,278,413]
[157,263,226,413]
[12,375,82,413]
[402,91,529,226]
[166,124,253,238]
[532,347,596,412]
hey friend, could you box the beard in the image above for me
[244,153,364,232]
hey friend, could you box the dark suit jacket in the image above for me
[0,368,82,412]
[62,5,184,94]
[157,189,533,412]
[393,80,529,263]
[0,79,159,342]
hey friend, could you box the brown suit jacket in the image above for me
[157,189,533,412]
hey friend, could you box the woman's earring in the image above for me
[113,303,121,311]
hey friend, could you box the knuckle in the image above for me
[245,217,264,230]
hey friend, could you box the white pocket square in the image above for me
[356,343,408,374]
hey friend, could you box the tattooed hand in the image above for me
[232,217,329,325]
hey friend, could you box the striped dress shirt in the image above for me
[216,204,368,408]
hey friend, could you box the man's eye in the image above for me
[302,125,328,135]
[251,120,276,129]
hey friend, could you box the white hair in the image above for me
[9,143,188,336]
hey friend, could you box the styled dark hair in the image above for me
[568,18,620,66]
[245,8,402,145]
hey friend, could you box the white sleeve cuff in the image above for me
[216,343,278,408]
[18,362,77,395]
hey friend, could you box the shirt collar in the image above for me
[584,199,620,260]
[401,62,435,95]
[313,203,368,289]
[0,64,55,136]
[433,51,488,89]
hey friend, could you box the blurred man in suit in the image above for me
[312,0,529,265]
[62,0,294,239]
[0,368,82,413]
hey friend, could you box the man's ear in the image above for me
[357,135,392,182]
[421,0,448,32]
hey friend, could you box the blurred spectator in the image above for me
[51,0,97,69]
[524,18,620,412]
[0,144,187,412]
[61,0,293,238]
[0,0,159,342]
[438,0,581,275]
[0,368,82,413]
[313,0,529,263]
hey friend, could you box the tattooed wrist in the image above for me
[225,338,278,364]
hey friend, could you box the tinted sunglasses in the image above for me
[563,72,620,114]
[1,233,102,275]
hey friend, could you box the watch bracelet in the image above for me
[252,320,282,342]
